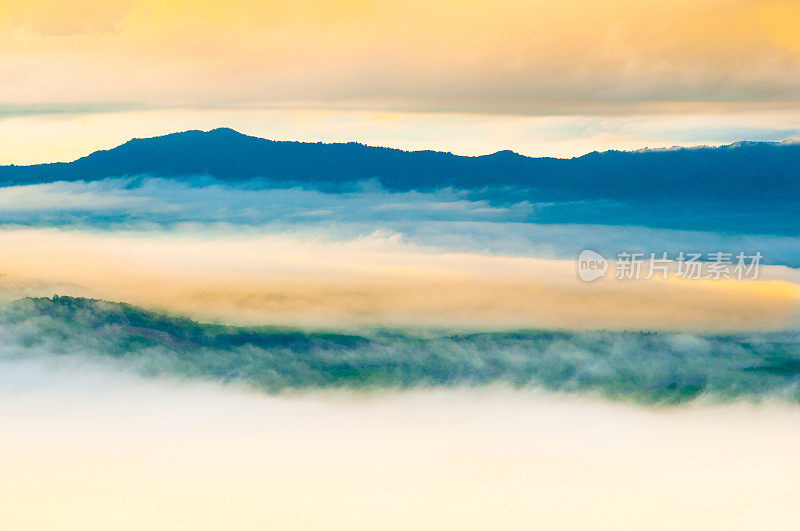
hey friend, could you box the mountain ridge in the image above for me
[12,127,800,164]
[0,128,798,205]
[3,295,800,403]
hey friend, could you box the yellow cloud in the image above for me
[0,228,797,331]
[1,0,800,114]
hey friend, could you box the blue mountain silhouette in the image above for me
[1,127,797,205]
[0,128,797,235]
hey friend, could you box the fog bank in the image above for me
[2,358,800,530]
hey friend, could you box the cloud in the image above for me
[1,0,800,115]
[0,178,795,330]
[3,355,800,529]
[0,177,798,266]
[0,227,797,331]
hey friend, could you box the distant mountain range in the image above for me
[1,128,798,206]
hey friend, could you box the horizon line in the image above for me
[3,127,800,167]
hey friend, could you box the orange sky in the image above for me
[2,0,800,112]
[1,0,799,161]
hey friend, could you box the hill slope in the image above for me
[0,128,798,205]
[2,296,800,403]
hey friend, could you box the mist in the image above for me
[2,355,800,530]
[0,227,797,331]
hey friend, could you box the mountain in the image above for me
[0,128,798,205]
[3,295,800,403]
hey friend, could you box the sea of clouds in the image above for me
[0,176,797,265]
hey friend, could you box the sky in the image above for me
[1,0,800,162]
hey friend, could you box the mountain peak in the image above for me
[0,131,797,207]
[207,127,247,136]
